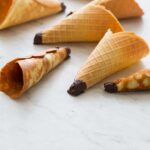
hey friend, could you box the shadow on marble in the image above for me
[121,17,144,33]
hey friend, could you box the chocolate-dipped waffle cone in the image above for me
[91,0,144,19]
[68,29,149,96]
[0,0,65,30]
[34,3,123,44]
[0,47,71,99]
[104,69,150,93]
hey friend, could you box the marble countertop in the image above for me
[0,0,150,149]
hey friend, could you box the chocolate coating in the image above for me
[64,47,71,60]
[104,82,118,93]
[67,80,87,96]
[66,47,71,56]
[34,33,42,45]
[61,2,66,12]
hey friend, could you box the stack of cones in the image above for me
[0,0,65,30]
[68,30,149,96]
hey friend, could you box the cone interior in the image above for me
[0,60,24,96]
[0,0,12,24]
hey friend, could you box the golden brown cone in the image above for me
[91,0,144,19]
[104,69,150,93]
[0,47,71,99]
[34,3,124,44]
[68,29,149,96]
[0,0,65,30]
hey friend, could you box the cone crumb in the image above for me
[67,12,74,17]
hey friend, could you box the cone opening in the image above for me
[0,0,12,24]
[0,61,24,97]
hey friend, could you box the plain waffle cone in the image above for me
[92,0,144,19]
[0,0,65,30]
[34,3,124,44]
[104,69,150,93]
[68,29,149,96]
[0,47,70,99]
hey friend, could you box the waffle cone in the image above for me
[105,69,150,93]
[72,29,149,93]
[92,0,144,19]
[0,0,64,30]
[34,3,123,44]
[0,47,70,99]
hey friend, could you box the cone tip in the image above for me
[66,47,71,56]
[34,33,42,45]
[61,2,66,12]
[64,47,71,60]
[67,80,87,96]
[104,82,118,93]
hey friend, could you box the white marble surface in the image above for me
[0,0,150,149]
